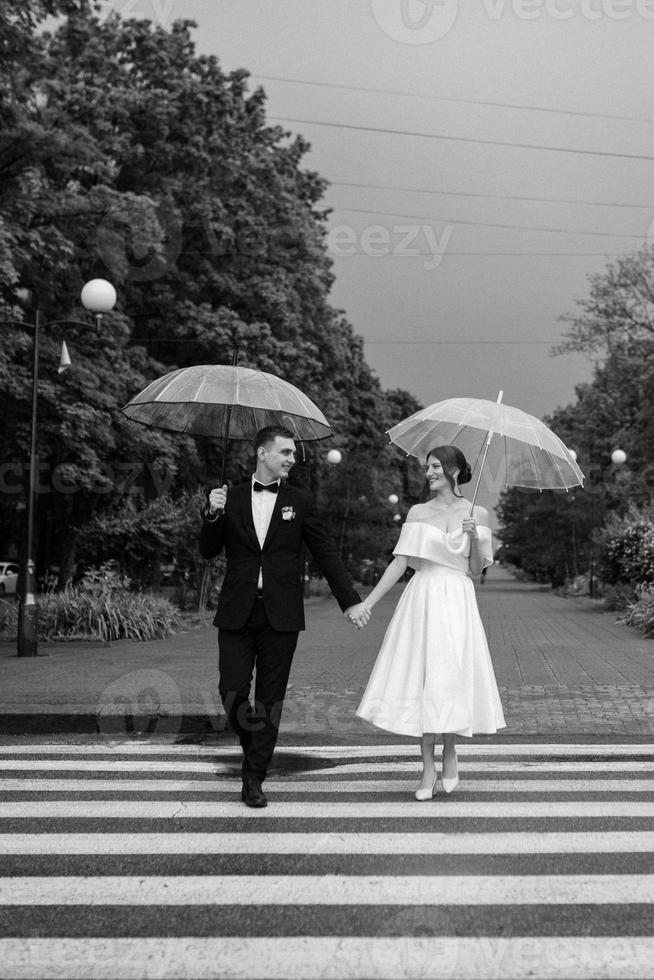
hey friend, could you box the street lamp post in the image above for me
[13,279,117,657]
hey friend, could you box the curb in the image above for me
[0,712,221,736]
[2,711,654,742]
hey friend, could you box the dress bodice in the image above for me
[392,521,493,574]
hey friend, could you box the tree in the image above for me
[496,246,654,588]
[554,246,654,361]
[495,485,599,588]
[1,3,422,592]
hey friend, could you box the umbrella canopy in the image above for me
[121,364,332,442]
[387,393,584,507]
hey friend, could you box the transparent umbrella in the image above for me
[387,390,584,509]
[122,364,332,481]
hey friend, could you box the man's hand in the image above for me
[345,602,371,630]
[208,485,228,515]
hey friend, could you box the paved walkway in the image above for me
[0,566,653,737]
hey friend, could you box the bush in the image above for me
[617,587,654,638]
[78,562,132,596]
[38,588,180,642]
[602,582,638,611]
[598,505,654,588]
[0,562,180,642]
[0,598,17,641]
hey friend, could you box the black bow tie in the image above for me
[253,481,279,493]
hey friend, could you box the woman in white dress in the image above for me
[355,445,506,800]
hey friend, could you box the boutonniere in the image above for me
[281,506,296,521]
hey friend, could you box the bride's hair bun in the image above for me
[458,461,472,486]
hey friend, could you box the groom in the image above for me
[199,425,369,807]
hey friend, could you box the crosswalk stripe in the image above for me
[2,936,653,980]
[4,873,654,906]
[3,830,654,854]
[2,830,654,855]
[326,760,654,773]
[0,740,654,759]
[1,799,653,818]
[1,777,653,793]
[0,742,651,755]
[0,760,230,772]
[2,758,652,773]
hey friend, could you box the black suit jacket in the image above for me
[199,480,361,631]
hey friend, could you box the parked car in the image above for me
[0,562,19,596]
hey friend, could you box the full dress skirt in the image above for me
[356,522,506,738]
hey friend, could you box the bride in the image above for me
[353,445,505,800]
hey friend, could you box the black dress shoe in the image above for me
[241,777,267,808]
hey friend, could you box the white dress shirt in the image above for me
[251,476,280,588]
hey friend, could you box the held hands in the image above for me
[208,485,228,515]
[345,602,371,630]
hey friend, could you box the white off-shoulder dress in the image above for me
[356,521,506,738]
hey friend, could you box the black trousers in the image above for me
[218,598,299,781]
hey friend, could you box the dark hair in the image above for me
[426,445,472,497]
[253,425,296,454]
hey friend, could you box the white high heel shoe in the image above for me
[414,776,438,801]
[441,754,459,794]
[441,773,459,794]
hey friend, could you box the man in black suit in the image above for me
[199,425,370,808]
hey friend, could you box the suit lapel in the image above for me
[261,481,288,550]
[237,482,260,552]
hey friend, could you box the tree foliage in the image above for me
[496,248,654,589]
[0,2,420,593]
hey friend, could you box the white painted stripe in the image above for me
[0,760,228,772]
[323,761,654,773]
[1,800,653,818]
[2,777,654,793]
[2,831,654,856]
[3,873,654,906]
[1,937,654,980]
[2,758,652,774]
[0,742,651,756]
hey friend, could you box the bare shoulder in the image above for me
[405,504,427,523]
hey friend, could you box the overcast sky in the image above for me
[104,0,654,425]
